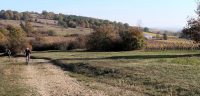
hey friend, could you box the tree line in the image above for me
[0,10,130,30]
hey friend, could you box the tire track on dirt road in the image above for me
[16,57,106,96]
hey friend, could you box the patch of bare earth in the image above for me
[16,58,106,96]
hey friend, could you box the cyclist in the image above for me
[5,49,11,61]
[25,48,31,64]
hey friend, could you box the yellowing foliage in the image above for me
[146,39,199,50]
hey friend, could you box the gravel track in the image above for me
[16,57,106,96]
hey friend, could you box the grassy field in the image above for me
[31,50,200,96]
[0,57,34,96]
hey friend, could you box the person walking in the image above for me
[25,48,31,64]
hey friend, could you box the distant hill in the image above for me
[0,10,179,38]
[0,10,130,31]
[0,20,92,36]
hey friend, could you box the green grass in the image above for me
[31,50,200,96]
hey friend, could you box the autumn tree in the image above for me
[85,20,90,28]
[163,33,168,40]
[3,12,10,19]
[182,2,200,42]
[7,25,27,54]
[0,28,8,41]
[42,10,49,19]
[119,27,144,50]
[20,21,34,36]
[22,12,30,21]
[86,24,116,51]
[68,21,77,28]
[87,24,144,51]
[0,28,8,52]
[144,27,150,32]
[124,23,129,29]
[13,13,21,20]
[6,10,14,19]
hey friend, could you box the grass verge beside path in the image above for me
[0,57,36,96]
[32,50,200,96]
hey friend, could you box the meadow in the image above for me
[31,50,200,96]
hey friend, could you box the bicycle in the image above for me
[25,48,31,64]
[26,55,30,64]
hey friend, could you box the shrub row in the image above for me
[31,36,85,51]
[31,24,145,51]
[86,24,145,51]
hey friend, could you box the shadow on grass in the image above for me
[14,53,200,76]
[50,59,119,76]
[106,54,200,60]
[32,49,88,53]
[37,53,200,77]
[30,54,200,62]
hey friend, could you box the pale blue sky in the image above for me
[0,0,197,31]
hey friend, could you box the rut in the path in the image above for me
[17,58,106,96]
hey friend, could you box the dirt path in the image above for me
[16,57,106,96]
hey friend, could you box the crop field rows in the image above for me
[146,39,200,50]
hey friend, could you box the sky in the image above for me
[0,0,197,31]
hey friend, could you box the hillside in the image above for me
[0,20,92,36]
[0,10,179,38]
[0,10,131,32]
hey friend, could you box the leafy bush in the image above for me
[58,20,68,28]
[20,21,34,36]
[67,41,77,50]
[87,25,144,51]
[119,28,144,50]
[29,30,57,37]
[0,29,7,52]
[0,28,8,44]
[163,33,168,40]
[68,21,77,28]
[31,37,44,51]
[56,42,67,51]
[31,37,58,51]
[75,35,87,49]
[6,25,27,54]
[47,30,57,36]
[0,28,7,52]
[86,24,116,51]
[57,41,78,51]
